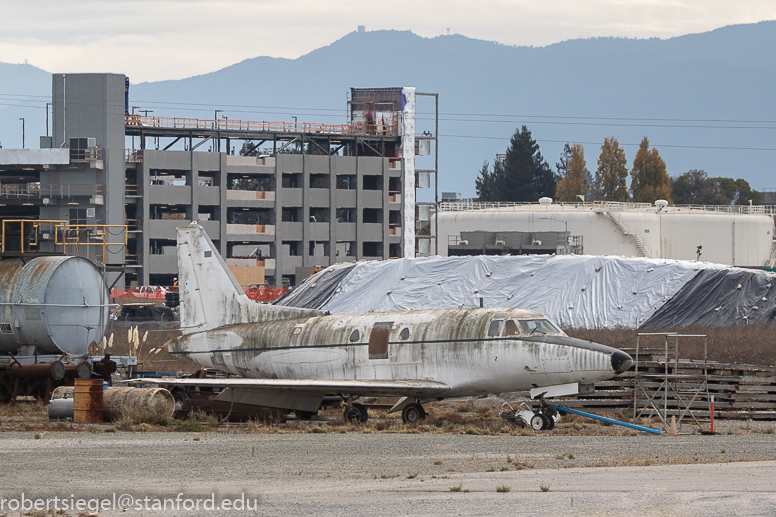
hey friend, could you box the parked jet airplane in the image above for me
[136,223,633,428]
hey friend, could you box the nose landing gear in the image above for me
[499,399,560,431]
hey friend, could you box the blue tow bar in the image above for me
[549,404,662,435]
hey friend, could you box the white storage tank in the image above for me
[0,256,110,356]
[434,202,774,266]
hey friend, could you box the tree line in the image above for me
[475,126,760,205]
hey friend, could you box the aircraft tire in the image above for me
[544,413,555,430]
[353,403,369,423]
[344,403,368,423]
[401,403,426,424]
[530,413,546,431]
[172,391,190,412]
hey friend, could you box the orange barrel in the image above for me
[73,379,104,423]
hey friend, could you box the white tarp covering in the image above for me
[287,254,736,328]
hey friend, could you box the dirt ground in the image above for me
[1,431,775,516]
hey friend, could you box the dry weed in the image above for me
[113,402,171,430]
[567,325,776,366]
[456,402,474,413]
[0,401,47,418]
[190,409,221,427]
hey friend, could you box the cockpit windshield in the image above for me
[518,319,560,335]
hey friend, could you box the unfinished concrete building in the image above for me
[0,74,438,287]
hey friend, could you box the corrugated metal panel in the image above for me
[0,148,70,165]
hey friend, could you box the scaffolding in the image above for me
[632,332,711,431]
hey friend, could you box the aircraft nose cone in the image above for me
[611,350,633,374]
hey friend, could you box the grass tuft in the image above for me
[175,419,205,433]
[456,402,474,413]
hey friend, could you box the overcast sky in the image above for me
[2,1,775,83]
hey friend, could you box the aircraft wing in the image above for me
[124,378,451,412]
[125,377,450,397]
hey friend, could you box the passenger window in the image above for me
[399,327,410,340]
[504,320,520,336]
[487,319,503,337]
[349,329,360,342]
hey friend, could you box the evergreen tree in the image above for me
[475,126,556,201]
[474,161,497,200]
[595,137,629,201]
[555,143,590,202]
[630,136,672,203]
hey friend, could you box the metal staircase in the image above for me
[606,210,651,257]
[766,239,776,268]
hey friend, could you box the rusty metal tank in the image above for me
[0,256,109,356]
[73,378,104,423]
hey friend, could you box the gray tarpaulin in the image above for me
[273,263,357,309]
[274,254,774,328]
[642,269,776,328]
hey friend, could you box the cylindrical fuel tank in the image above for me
[48,398,75,421]
[52,386,174,421]
[0,256,109,355]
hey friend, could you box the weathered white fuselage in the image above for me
[169,307,626,399]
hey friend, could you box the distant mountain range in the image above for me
[2,22,776,198]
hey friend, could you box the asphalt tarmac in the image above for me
[2,432,775,516]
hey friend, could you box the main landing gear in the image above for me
[342,396,428,425]
[343,397,369,423]
[401,402,427,424]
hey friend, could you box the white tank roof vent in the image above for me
[654,199,669,207]
[538,197,553,205]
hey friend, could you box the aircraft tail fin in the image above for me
[176,222,326,335]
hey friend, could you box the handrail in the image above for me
[0,183,103,199]
[439,200,776,215]
[125,115,399,137]
[607,209,653,258]
[125,149,144,163]
[1,219,127,265]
